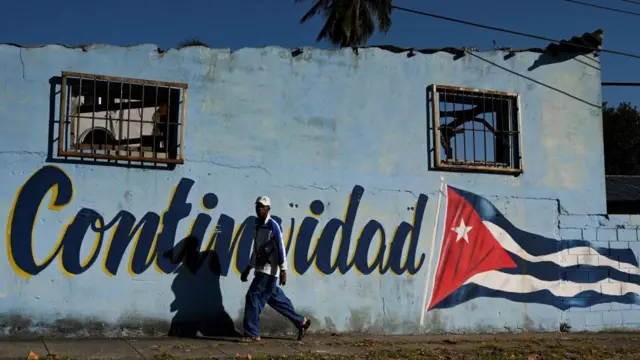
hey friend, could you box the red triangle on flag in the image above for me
[427,186,517,310]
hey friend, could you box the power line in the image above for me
[390,4,640,60]
[616,0,640,5]
[562,0,640,17]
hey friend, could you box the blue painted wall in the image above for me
[0,44,626,337]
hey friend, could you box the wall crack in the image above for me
[309,184,338,192]
[188,160,271,174]
[18,48,25,79]
[374,188,419,198]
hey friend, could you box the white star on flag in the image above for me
[452,219,473,243]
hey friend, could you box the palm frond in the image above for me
[177,37,209,49]
[298,0,393,47]
[299,0,332,23]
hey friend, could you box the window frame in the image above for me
[58,71,189,165]
[430,84,524,175]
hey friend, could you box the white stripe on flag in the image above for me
[484,222,639,273]
[466,270,640,297]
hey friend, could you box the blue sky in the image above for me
[1,0,638,105]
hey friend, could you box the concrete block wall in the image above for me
[0,43,612,337]
[558,214,640,331]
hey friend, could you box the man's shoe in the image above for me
[297,318,311,341]
[239,336,261,342]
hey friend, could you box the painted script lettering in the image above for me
[7,165,428,278]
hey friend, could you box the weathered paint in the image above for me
[0,44,629,337]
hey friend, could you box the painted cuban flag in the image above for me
[424,184,640,313]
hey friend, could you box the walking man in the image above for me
[240,196,312,341]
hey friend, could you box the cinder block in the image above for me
[603,311,622,325]
[562,255,579,266]
[603,215,640,228]
[601,283,623,296]
[612,303,632,311]
[559,215,602,229]
[559,228,582,240]
[618,229,638,242]
[609,241,630,250]
[597,228,617,241]
[568,246,591,255]
[568,305,591,312]
[562,312,587,328]
[577,255,598,265]
[627,242,640,262]
[622,310,640,324]
[564,270,590,282]
[588,241,610,255]
[589,303,612,312]
[582,228,597,241]
[585,312,603,326]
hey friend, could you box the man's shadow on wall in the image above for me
[163,236,241,339]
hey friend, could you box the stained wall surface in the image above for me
[0,44,626,337]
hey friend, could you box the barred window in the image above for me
[58,72,188,166]
[431,85,522,175]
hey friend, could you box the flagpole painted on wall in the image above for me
[419,176,445,330]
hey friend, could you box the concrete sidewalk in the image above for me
[0,334,389,360]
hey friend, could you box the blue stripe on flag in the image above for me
[432,283,640,311]
[501,250,639,283]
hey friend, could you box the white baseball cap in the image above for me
[255,196,271,206]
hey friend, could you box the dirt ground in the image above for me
[6,332,640,360]
[150,332,640,360]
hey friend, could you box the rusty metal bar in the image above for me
[516,94,524,172]
[59,150,184,164]
[140,85,145,156]
[462,93,467,163]
[435,161,522,174]
[71,78,82,149]
[127,83,132,157]
[58,72,189,164]
[91,79,96,155]
[105,79,111,155]
[153,85,158,159]
[432,85,441,167]
[71,116,158,123]
[179,88,187,161]
[491,95,496,165]
[431,84,522,173]
[166,86,171,158]
[58,75,68,156]
[452,91,457,162]
[506,97,513,167]
[435,84,517,98]
[61,71,188,89]
[441,88,447,161]
[471,93,476,164]
[482,92,487,166]
[498,95,505,166]
[118,81,123,157]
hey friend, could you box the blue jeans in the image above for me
[243,272,304,337]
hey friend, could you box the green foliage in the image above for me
[177,37,209,49]
[603,101,640,175]
[296,0,393,48]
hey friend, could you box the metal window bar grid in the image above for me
[431,85,523,174]
[58,72,188,165]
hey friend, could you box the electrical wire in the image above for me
[390,4,640,60]
[562,0,640,17]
